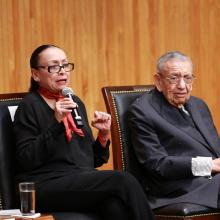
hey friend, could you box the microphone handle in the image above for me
[67,93,84,128]
[72,108,84,128]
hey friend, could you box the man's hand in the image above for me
[212,158,220,173]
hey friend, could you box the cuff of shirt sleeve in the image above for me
[192,156,212,176]
[97,131,110,147]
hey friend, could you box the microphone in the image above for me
[62,87,84,128]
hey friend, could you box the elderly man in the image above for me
[128,51,220,209]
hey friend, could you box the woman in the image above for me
[14,44,154,220]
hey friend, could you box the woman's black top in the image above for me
[13,91,109,182]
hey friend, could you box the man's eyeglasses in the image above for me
[161,74,196,84]
[36,63,74,74]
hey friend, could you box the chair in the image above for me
[0,92,99,220]
[102,85,220,220]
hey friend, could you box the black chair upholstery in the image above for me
[102,85,220,220]
[0,93,99,220]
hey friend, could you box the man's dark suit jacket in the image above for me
[128,88,220,209]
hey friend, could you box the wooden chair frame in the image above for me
[102,85,153,170]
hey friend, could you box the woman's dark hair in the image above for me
[29,44,60,92]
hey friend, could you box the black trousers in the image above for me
[36,170,154,220]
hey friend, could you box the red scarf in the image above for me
[38,87,84,142]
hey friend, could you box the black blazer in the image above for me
[128,88,220,209]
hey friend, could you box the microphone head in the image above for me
[62,87,74,97]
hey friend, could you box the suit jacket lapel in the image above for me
[186,100,217,152]
[150,89,215,152]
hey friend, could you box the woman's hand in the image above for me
[54,98,77,122]
[91,111,111,135]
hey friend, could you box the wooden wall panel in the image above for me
[0,0,220,170]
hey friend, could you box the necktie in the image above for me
[179,105,195,127]
[38,87,84,142]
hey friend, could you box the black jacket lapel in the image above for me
[186,100,218,154]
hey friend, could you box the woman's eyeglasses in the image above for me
[36,63,74,74]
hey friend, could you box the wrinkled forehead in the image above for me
[162,59,193,75]
[38,47,68,64]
